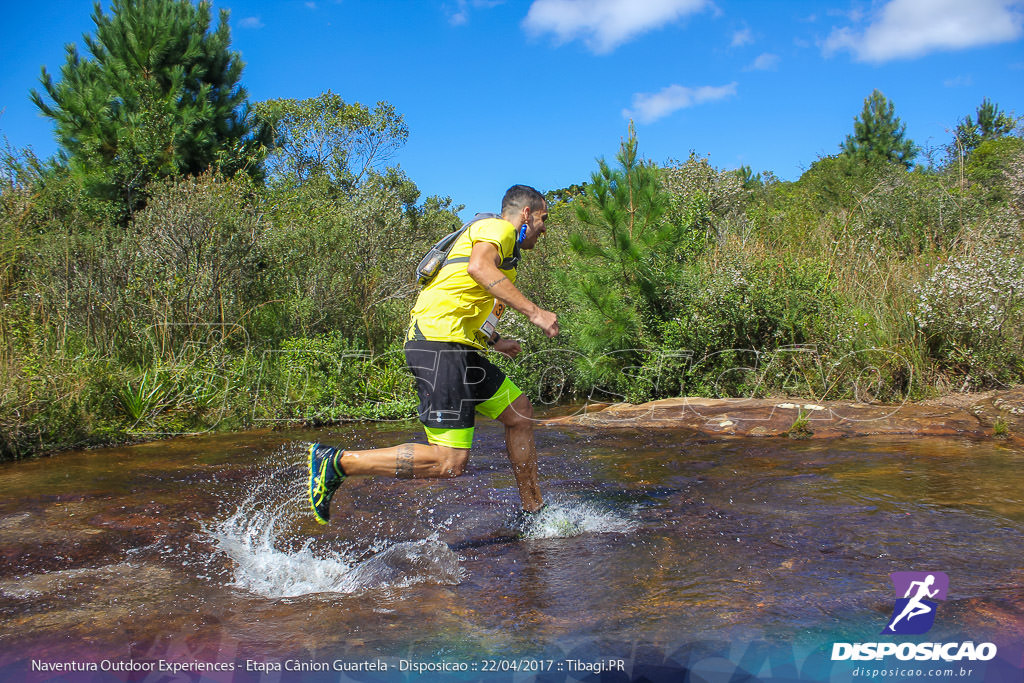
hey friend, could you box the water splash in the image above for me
[519,497,638,540]
[203,449,463,599]
[203,446,639,596]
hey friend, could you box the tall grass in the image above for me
[1,135,1022,459]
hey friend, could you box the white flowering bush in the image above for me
[660,153,750,244]
[914,208,1024,384]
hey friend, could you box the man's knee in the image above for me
[501,394,534,428]
[430,445,469,477]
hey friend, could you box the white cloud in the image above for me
[239,16,264,29]
[823,0,1024,63]
[523,0,710,53]
[449,4,469,26]
[731,28,753,47]
[623,82,737,124]
[746,52,780,71]
[943,75,974,87]
[447,0,505,27]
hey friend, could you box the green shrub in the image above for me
[250,334,415,424]
[658,252,851,397]
[914,213,1024,387]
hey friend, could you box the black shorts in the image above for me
[403,340,522,449]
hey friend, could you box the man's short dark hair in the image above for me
[501,185,545,215]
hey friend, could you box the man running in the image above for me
[307,185,558,524]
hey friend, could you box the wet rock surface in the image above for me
[0,418,1021,677]
[546,387,1024,443]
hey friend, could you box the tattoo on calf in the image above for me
[396,444,415,479]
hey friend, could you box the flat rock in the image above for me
[544,388,1024,441]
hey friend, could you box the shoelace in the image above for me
[313,457,332,504]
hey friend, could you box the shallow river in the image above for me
[1,418,1022,682]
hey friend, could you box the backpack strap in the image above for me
[443,238,520,270]
[438,212,499,270]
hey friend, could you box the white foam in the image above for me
[521,497,638,539]
[203,457,463,599]
[202,446,638,596]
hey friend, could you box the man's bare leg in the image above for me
[339,443,469,479]
[308,440,468,524]
[496,393,544,512]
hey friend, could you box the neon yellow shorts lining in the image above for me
[476,376,522,419]
[424,426,474,449]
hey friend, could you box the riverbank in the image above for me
[6,385,1021,466]
[545,386,1024,446]
[5,141,1022,464]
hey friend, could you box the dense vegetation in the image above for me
[2,0,1022,459]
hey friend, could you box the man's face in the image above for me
[520,201,548,250]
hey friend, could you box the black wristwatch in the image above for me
[486,332,501,347]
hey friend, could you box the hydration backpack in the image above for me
[415,212,498,286]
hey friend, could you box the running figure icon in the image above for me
[887,574,940,632]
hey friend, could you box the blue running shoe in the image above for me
[308,443,345,524]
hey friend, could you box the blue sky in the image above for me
[1,0,1022,217]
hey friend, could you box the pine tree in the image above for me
[954,98,1017,156]
[559,124,702,397]
[31,0,267,214]
[842,89,917,169]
